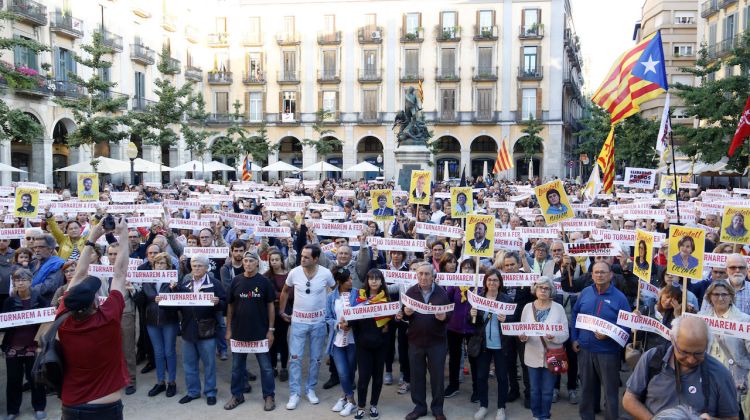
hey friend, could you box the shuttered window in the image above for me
[521,88,536,120]
[441,89,455,119]
[477,89,493,120]
[322,50,337,78]
[362,90,378,120]
[441,48,456,77]
[405,49,419,76]
[478,47,492,73]
[215,92,229,114]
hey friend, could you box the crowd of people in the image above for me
[0,174,748,420]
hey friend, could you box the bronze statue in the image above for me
[393,86,431,147]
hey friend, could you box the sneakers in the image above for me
[444,386,459,398]
[34,413,47,420]
[286,393,300,410]
[306,389,320,404]
[384,372,393,385]
[568,390,578,404]
[332,397,347,412]
[398,382,410,395]
[340,402,356,416]
[353,409,366,420]
[552,389,559,403]
[369,406,379,419]
[474,407,488,420]
[398,373,405,385]
[496,408,506,420]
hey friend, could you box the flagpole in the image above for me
[667,114,681,225]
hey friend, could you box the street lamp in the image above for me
[126,142,138,186]
[376,154,383,178]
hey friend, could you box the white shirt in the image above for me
[430,210,445,224]
[286,264,335,313]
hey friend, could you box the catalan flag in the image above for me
[592,31,668,125]
[596,126,616,193]
[241,154,252,181]
[417,80,424,103]
[493,138,513,174]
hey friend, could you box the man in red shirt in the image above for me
[57,218,130,419]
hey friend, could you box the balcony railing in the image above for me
[358,68,382,83]
[245,112,266,124]
[472,110,496,123]
[207,70,233,84]
[163,58,181,75]
[435,25,460,42]
[400,27,424,43]
[276,32,300,46]
[317,31,341,45]
[130,43,155,65]
[359,112,381,124]
[207,113,242,125]
[707,32,743,60]
[99,91,129,110]
[436,67,460,82]
[474,25,498,41]
[437,110,458,123]
[399,67,424,82]
[515,110,549,123]
[719,0,737,8]
[53,80,84,98]
[317,69,340,83]
[132,97,156,111]
[10,0,47,26]
[49,12,84,38]
[11,76,51,97]
[358,26,383,44]
[473,66,498,81]
[97,29,123,52]
[185,25,199,43]
[517,66,543,80]
[207,32,229,47]
[161,14,177,32]
[701,0,719,18]
[277,70,300,84]
[319,111,341,124]
[519,24,544,39]
[278,112,300,124]
[184,65,203,82]
[242,70,266,84]
[242,31,263,46]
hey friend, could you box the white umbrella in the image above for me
[528,158,534,180]
[482,160,488,180]
[344,161,381,172]
[132,158,173,173]
[204,161,236,171]
[171,160,208,172]
[302,161,342,172]
[443,161,449,182]
[238,161,263,172]
[55,157,131,174]
[262,161,301,172]
[0,162,26,173]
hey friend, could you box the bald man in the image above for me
[622,316,738,420]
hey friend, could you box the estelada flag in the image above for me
[729,95,750,157]
[596,126,616,193]
[493,138,513,174]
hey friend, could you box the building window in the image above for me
[215,17,227,33]
[523,46,538,72]
[322,50,337,78]
[324,14,335,33]
[247,16,261,43]
[246,92,263,121]
[281,91,297,122]
[322,91,337,115]
[213,51,230,72]
[14,35,38,70]
[441,11,457,36]
[214,92,229,114]
[282,50,297,78]
[186,49,196,67]
[363,49,377,74]
[521,88,537,120]
[478,10,494,32]
[476,89,493,120]
[674,11,695,25]
[55,47,76,81]
[673,44,694,57]
[246,52,263,79]
[440,89,456,120]
[440,48,456,77]
[362,89,378,120]
[672,107,689,120]
[404,48,419,76]
[405,12,420,35]
[478,47,493,73]
[134,71,145,98]
[522,8,541,35]
[672,74,694,86]
[284,16,295,35]
[724,14,736,41]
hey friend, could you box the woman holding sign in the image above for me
[325,267,357,417]
[518,276,569,420]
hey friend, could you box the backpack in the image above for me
[32,312,71,397]
[639,342,710,414]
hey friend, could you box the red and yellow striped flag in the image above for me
[417,80,424,103]
[241,154,252,181]
[596,127,615,193]
[493,138,513,174]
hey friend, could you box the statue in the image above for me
[393,86,431,147]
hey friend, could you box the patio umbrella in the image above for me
[443,161,449,182]
[344,161,381,172]
[132,158,173,173]
[302,161,342,172]
[204,161,236,171]
[170,160,208,172]
[55,157,131,174]
[238,161,263,171]
[0,162,26,173]
[262,161,301,172]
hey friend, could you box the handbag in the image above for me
[32,312,71,397]
[532,304,568,375]
[467,311,490,358]
[197,318,216,339]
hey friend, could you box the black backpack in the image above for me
[32,312,71,397]
[639,342,710,414]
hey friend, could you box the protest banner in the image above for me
[564,242,619,257]
[220,211,262,226]
[0,228,26,240]
[415,222,464,239]
[126,217,155,228]
[535,179,575,224]
[500,322,567,337]
[574,313,629,347]
[292,309,326,324]
[703,253,750,268]
[321,212,347,220]
[633,230,655,281]
[435,273,477,287]
[0,307,56,329]
[401,293,454,315]
[450,187,473,218]
[616,310,670,340]
[624,168,657,190]
[183,247,230,258]
[76,173,99,201]
[230,339,270,353]
[658,176,679,201]
[335,189,356,198]
[366,237,426,252]
[163,199,202,210]
[157,292,214,306]
[501,272,541,288]
[466,290,516,316]
[306,221,365,238]
[487,200,517,211]
[47,201,100,214]
[464,214,495,258]
[720,206,750,245]
[494,237,524,251]
[109,192,138,203]
[342,301,401,321]
[517,227,560,239]
[685,313,750,341]
[14,187,39,219]
[382,270,417,287]
[591,228,666,247]
[255,225,291,238]
[127,270,179,284]
[621,208,667,222]
[638,279,660,300]
[559,219,599,232]
[667,225,705,280]
[167,218,212,231]
[0,186,12,197]
[262,199,306,212]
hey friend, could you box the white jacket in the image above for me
[520,301,569,369]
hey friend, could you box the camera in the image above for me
[102,214,116,231]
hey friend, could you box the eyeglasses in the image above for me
[672,340,705,360]
[710,292,731,299]
[727,266,748,270]
[537,286,551,291]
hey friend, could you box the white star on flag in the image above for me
[641,55,659,74]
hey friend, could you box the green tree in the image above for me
[52,31,129,170]
[182,92,212,176]
[302,109,343,157]
[516,117,545,164]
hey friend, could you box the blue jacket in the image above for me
[325,288,352,355]
[571,283,631,354]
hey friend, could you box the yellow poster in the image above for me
[535,179,574,225]
[464,214,494,258]
[666,225,705,280]
[408,170,431,206]
[633,229,654,281]
[450,187,473,218]
[658,176,679,200]
[14,187,39,219]
[371,189,395,222]
[77,173,99,201]
[720,206,750,245]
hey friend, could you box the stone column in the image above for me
[301,144,317,180]
[542,124,564,180]
[267,151,279,181]
[108,140,127,186]
[141,145,160,184]
[0,141,12,186]
[342,126,356,179]
[459,147,471,179]
[384,129,396,180]
[31,137,53,187]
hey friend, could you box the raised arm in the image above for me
[110,218,131,297]
[69,222,105,289]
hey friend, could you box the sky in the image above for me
[571,0,644,94]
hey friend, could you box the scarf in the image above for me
[32,256,65,287]
[356,289,391,328]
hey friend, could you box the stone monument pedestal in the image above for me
[394,144,433,192]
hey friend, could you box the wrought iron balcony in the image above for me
[474,25,498,41]
[400,27,424,43]
[358,26,383,44]
[97,28,123,52]
[10,0,47,26]
[358,68,382,83]
[701,0,719,18]
[99,91,129,110]
[399,67,424,83]
[519,24,544,39]
[242,70,266,84]
[130,43,155,65]
[436,110,458,124]
[472,110,496,124]
[53,80,84,98]
[49,11,84,38]
[276,32,300,46]
[719,0,737,9]
[472,66,498,82]
[317,69,340,84]
[207,113,242,125]
[161,14,177,32]
[317,31,341,45]
[207,70,232,84]
[163,58,181,75]
[184,65,203,82]
[131,97,156,111]
[435,67,460,82]
[435,25,460,42]
[517,66,543,81]
[207,32,229,47]
[358,112,381,124]
[277,70,300,84]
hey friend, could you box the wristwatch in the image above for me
[268,328,276,332]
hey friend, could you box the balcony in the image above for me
[472,111,496,124]
[131,1,151,18]
[317,31,341,45]
[184,65,203,82]
[53,80,84,98]
[519,24,544,39]
[161,14,177,32]
[97,29,123,52]
[707,33,742,61]
[400,27,424,43]
[317,69,340,84]
[207,113,241,125]
[163,58,181,75]
[130,43,155,65]
[207,32,229,47]
[278,112,300,124]
[435,25,460,42]
[358,68,382,83]
[245,112,266,124]
[49,12,84,39]
[99,91,129,110]
[399,67,424,83]
[517,66,543,81]
[11,76,52,97]
[242,31,263,46]
[185,25,199,43]
[131,97,156,111]
[207,70,232,84]
[701,0,719,18]
[720,0,737,8]
[9,0,47,26]
[472,66,498,82]
[358,26,383,44]
[242,70,266,84]
[474,25,498,41]
[319,111,341,124]
[515,110,549,123]
[435,67,460,82]
[359,112,381,124]
[276,32,300,46]
[436,110,458,124]
[277,70,300,84]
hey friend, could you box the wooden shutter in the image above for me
[517,88,522,120]
[536,46,542,73]
[521,9,525,29]
[536,88,542,119]
[278,92,283,114]
[402,13,406,35]
[318,91,323,112]
[244,92,250,114]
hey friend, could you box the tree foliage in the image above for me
[182,92,211,162]
[224,100,275,163]
[516,117,545,162]
[302,109,342,157]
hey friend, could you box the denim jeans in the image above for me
[331,344,356,397]
[231,351,275,398]
[182,338,217,398]
[476,347,508,409]
[215,313,227,354]
[528,367,556,419]
[288,321,327,396]
[146,323,179,383]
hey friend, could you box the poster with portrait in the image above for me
[464,214,495,258]
[658,176,679,200]
[13,187,39,219]
[408,170,431,206]
[720,206,750,245]
[77,173,99,201]
[450,187,473,218]
[370,189,395,222]
[535,179,574,225]
[666,225,705,280]
[633,229,654,281]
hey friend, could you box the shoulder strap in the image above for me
[699,358,711,415]
[640,343,669,401]
[44,312,72,343]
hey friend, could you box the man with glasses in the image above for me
[622,316,738,419]
[30,234,65,302]
[725,254,750,315]
[278,244,334,410]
